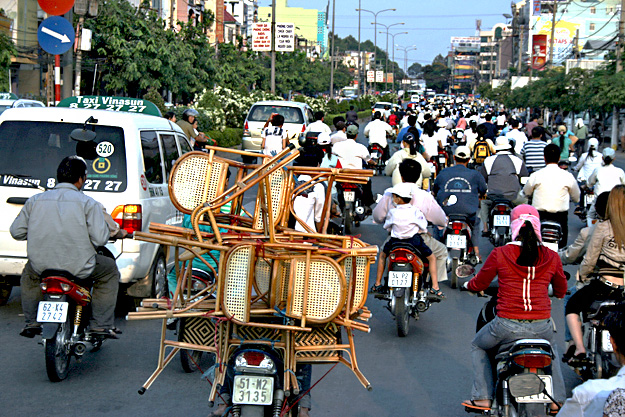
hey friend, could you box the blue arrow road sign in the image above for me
[38,16,75,55]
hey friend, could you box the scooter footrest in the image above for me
[464,406,490,415]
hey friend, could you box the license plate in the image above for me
[389,271,411,287]
[446,234,466,249]
[233,375,274,405]
[427,163,435,172]
[439,156,446,163]
[515,375,553,403]
[36,301,69,323]
[585,194,596,206]
[493,215,510,227]
[602,330,614,352]
[371,151,379,158]
[344,191,355,202]
[543,241,559,253]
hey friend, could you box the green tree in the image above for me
[0,31,14,92]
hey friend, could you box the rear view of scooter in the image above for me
[488,200,513,247]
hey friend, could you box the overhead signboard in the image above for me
[533,17,580,64]
[275,22,295,52]
[38,16,75,55]
[38,0,75,16]
[57,96,162,117]
[366,70,374,82]
[252,22,272,51]
[451,36,480,53]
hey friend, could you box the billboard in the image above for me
[451,36,480,53]
[531,34,548,70]
[532,17,580,64]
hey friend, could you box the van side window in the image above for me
[178,134,192,154]
[160,133,178,178]
[140,131,164,184]
[307,109,314,124]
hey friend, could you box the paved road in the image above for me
[1,131,624,417]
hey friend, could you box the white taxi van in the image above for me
[0,96,192,304]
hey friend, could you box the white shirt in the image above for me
[292,175,325,233]
[332,139,370,169]
[464,129,478,145]
[262,126,288,156]
[330,129,347,144]
[305,120,332,135]
[384,203,428,238]
[575,152,603,182]
[435,128,450,147]
[364,119,393,148]
[506,128,527,154]
[496,114,506,126]
[422,134,439,159]
[373,183,448,229]
[588,164,625,195]
[523,164,580,212]
[557,366,625,417]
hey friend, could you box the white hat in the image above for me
[454,145,471,159]
[494,136,512,151]
[389,182,413,200]
[317,132,331,145]
[588,137,599,148]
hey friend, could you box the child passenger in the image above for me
[371,182,443,299]
[261,114,288,157]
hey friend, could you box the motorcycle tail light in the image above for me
[452,222,463,232]
[389,253,395,260]
[512,354,551,368]
[112,204,142,234]
[41,279,67,294]
[496,204,508,213]
[407,253,414,261]
[235,351,276,374]
[243,351,265,366]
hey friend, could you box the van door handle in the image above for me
[7,197,28,205]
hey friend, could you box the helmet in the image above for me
[317,132,331,146]
[403,132,416,143]
[182,108,199,121]
[588,137,599,148]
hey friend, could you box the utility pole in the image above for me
[270,0,276,94]
[170,0,175,28]
[330,0,335,99]
[611,0,625,149]
[518,24,523,74]
[357,2,361,96]
[548,1,557,69]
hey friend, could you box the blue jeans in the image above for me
[471,316,565,403]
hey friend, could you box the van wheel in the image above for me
[242,155,257,164]
[151,250,168,299]
[0,282,13,306]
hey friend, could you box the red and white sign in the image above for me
[366,71,374,83]
[140,174,147,191]
[38,0,75,16]
[252,22,272,52]
[531,34,548,70]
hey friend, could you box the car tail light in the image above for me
[512,354,551,368]
[112,204,142,234]
[243,121,250,136]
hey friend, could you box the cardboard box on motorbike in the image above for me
[0,97,193,301]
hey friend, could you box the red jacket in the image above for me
[467,244,567,320]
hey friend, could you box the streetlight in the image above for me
[396,45,417,83]
[356,8,396,92]
[374,22,404,91]
[381,31,407,92]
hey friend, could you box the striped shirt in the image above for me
[520,139,547,170]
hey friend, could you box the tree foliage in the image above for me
[0,31,14,92]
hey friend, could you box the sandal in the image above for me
[428,288,446,300]
[561,344,576,363]
[89,328,120,339]
[462,400,491,414]
[369,284,385,294]
[547,402,562,416]
[566,353,590,368]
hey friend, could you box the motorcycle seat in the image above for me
[41,269,79,282]
[496,338,553,359]
[584,300,618,321]
[448,214,469,222]
[388,241,427,259]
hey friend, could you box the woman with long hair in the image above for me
[565,185,625,363]
[421,119,439,160]
[462,205,567,414]
[385,131,431,187]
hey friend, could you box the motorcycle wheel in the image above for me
[45,320,72,382]
[395,293,410,337]
[180,349,203,373]
[494,231,504,248]
[343,208,353,236]
[594,352,603,379]
[450,258,459,289]
[517,403,545,417]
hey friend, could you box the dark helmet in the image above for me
[182,108,199,122]
[403,132,416,143]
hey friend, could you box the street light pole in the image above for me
[330,0,336,99]
[356,8,396,92]
[397,45,416,85]
[270,0,276,94]
[374,22,404,93]
[357,1,362,96]
[386,31,407,92]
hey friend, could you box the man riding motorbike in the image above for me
[364,111,393,162]
[10,156,120,339]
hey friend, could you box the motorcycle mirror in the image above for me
[443,195,458,207]
[456,264,475,278]
[508,373,546,398]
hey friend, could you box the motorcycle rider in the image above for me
[304,111,332,137]
[523,144,580,248]
[462,204,567,415]
[373,159,449,288]
[433,146,487,262]
[587,147,625,197]
[10,156,120,338]
[520,126,548,173]
[478,136,529,236]
[364,111,393,162]
[177,108,209,149]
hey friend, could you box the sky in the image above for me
[258,0,510,67]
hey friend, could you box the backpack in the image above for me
[473,138,491,164]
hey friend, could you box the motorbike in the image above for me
[572,298,621,381]
[336,182,369,235]
[443,214,479,289]
[488,199,513,247]
[375,242,440,337]
[575,182,595,224]
[368,143,386,175]
[37,247,117,382]
[460,277,562,417]
[541,221,562,253]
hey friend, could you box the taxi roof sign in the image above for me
[0,92,19,100]
[57,96,162,117]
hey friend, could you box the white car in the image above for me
[0,98,45,114]
[0,100,192,304]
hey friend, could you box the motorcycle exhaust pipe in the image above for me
[416,293,429,312]
[355,206,365,215]
[273,389,285,417]
[74,341,93,356]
